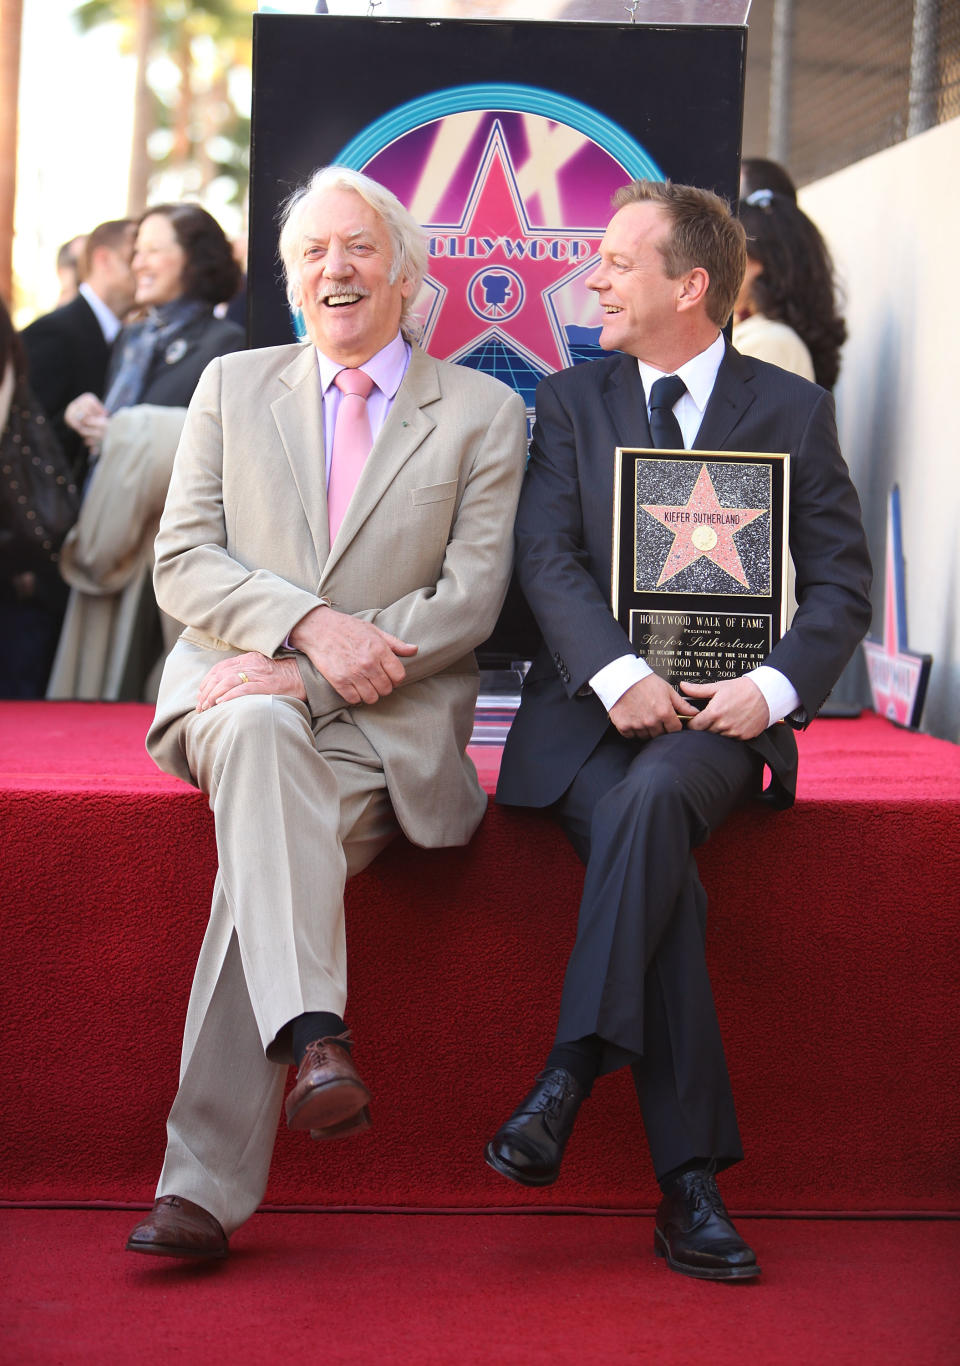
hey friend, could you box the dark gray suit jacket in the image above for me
[21,294,111,479]
[104,310,245,410]
[497,344,872,811]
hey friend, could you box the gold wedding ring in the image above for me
[238,671,249,684]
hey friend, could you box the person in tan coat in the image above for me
[126,167,527,1262]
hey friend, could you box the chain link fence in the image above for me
[743,0,960,185]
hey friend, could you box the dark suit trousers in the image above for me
[552,726,764,1180]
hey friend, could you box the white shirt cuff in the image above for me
[589,653,653,711]
[747,665,801,727]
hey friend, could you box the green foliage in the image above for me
[70,1,255,206]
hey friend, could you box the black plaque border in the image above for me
[612,446,791,686]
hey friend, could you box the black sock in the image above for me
[658,1159,709,1194]
[545,1034,603,1096]
[291,1012,349,1066]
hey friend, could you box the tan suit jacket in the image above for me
[146,340,527,847]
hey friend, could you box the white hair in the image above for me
[277,166,428,341]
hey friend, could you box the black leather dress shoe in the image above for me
[126,1195,228,1260]
[484,1068,585,1187]
[654,1168,760,1280]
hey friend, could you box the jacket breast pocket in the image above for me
[411,481,458,507]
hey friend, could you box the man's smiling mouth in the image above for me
[322,291,366,307]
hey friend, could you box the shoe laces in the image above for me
[538,1070,577,1118]
[683,1170,726,1218]
[301,1030,353,1067]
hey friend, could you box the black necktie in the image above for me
[648,374,686,448]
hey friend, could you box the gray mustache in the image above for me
[314,285,371,303]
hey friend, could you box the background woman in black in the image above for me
[64,203,244,451]
[49,204,244,701]
[0,298,79,696]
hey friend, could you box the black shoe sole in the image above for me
[126,1239,227,1261]
[654,1228,760,1281]
[484,1141,559,1188]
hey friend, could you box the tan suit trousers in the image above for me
[156,693,396,1232]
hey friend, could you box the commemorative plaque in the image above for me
[612,448,790,688]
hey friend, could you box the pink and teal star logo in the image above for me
[331,84,663,412]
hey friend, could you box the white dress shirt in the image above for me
[589,333,801,727]
[78,281,124,344]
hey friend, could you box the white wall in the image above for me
[801,118,960,743]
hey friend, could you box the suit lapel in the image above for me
[604,352,651,450]
[584,354,651,520]
[321,344,439,580]
[270,345,330,574]
[692,342,757,450]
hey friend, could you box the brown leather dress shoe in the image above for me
[285,1033,371,1136]
[126,1195,228,1260]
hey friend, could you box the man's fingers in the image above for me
[350,676,381,706]
[377,629,418,657]
[685,706,717,732]
[212,683,251,707]
[380,652,408,687]
[673,698,701,717]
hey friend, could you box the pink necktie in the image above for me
[327,367,374,540]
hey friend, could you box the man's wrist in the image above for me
[745,665,800,728]
[590,654,653,711]
[288,598,334,651]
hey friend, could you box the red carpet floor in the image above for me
[1,1210,958,1366]
[2,704,959,1215]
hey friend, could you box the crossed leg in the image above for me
[155,694,396,1233]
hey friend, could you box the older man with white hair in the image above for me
[125,166,527,1262]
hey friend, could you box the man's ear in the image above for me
[676,266,709,312]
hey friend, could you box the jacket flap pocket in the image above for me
[411,480,458,506]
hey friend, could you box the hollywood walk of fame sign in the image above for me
[318,96,659,420]
[862,485,931,729]
[248,16,746,402]
[612,448,790,689]
[248,14,747,658]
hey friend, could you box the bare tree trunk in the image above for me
[197,67,229,190]
[127,0,156,216]
[172,23,193,167]
[0,0,23,306]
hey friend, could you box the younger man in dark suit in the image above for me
[22,219,136,481]
[486,181,872,1280]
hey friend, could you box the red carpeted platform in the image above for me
[1,703,958,1215]
[1,1210,957,1365]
